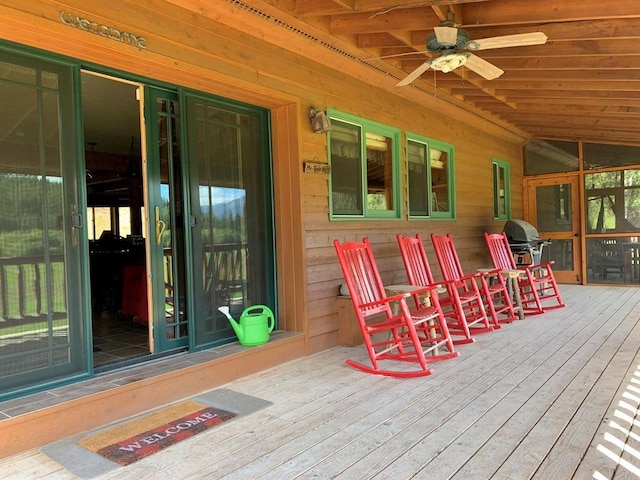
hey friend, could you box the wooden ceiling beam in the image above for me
[495,70,640,81]
[457,89,640,100]
[462,0,640,27]
[295,0,357,16]
[474,104,640,115]
[440,80,640,92]
[357,32,406,48]
[330,8,438,34]
[521,128,640,143]
[349,0,488,14]
[479,97,640,107]
[514,121,640,135]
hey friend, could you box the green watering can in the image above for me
[218,305,275,346]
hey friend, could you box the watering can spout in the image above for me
[218,306,244,341]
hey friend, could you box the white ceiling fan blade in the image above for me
[434,26,459,46]
[397,61,432,86]
[468,32,548,51]
[464,53,504,80]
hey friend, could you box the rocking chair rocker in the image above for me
[334,238,458,378]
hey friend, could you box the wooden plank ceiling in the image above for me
[267,0,640,145]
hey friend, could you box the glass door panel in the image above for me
[526,176,581,284]
[0,52,85,397]
[185,94,275,349]
[145,88,188,351]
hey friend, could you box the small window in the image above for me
[406,134,455,219]
[328,110,401,219]
[492,158,511,220]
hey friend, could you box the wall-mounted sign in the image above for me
[60,11,147,49]
[303,160,331,174]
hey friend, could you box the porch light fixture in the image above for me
[309,107,332,134]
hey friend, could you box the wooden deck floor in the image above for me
[3,284,640,479]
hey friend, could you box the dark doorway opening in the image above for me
[82,72,150,368]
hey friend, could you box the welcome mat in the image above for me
[41,389,272,479]
[77,400,236,466]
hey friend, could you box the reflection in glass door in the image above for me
[185,94,275,349]
[0,51,85,398]
[526,176,581,284]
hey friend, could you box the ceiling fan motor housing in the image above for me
[426,28,469,53]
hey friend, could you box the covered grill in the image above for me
[503,219,550,266]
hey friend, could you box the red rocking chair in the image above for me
[397,233,493,344]
[431,233,517,327]
[334,238,458,378]
[484,232,565,315]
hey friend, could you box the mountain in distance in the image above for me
[210,196,245,218]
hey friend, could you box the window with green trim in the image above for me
[328,110,401,219]
[406,134,456,219]
[492,158,511,220]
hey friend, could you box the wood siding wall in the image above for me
[0,0,526,357]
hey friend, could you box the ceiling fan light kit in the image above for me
[429,53,469,73]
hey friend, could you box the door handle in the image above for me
[70,204,82,248]
[155,206,166,245]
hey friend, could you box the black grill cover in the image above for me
[503,219,541,244]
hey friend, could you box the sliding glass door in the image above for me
[184,93,276,349]
[0,51,86,397]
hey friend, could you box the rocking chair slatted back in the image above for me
[396,234,437,288]
[398,233,493,343]
[430,233,466,283]
[432,233,517,326]
[485,232,518,270]
[336,239,389,317]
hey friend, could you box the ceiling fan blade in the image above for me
[434,26,459,46]
[397,61,432,86]
[468,32,548,51]
[464,53,504,80]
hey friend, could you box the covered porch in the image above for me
[3,283,640,478]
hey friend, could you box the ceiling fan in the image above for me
[396,14,547,86]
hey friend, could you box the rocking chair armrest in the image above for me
[418,277,468,291]
[358,291,412,310]
[520,260,555,272]
[478,267,519,279]
[384,284,441,299]
[457,272,484,282]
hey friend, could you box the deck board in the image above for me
[2,285,640,479]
